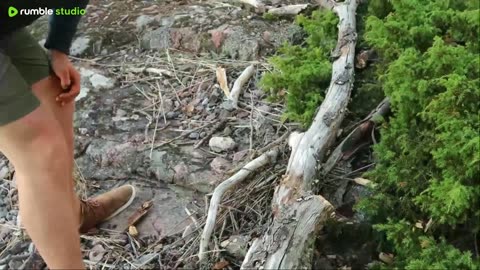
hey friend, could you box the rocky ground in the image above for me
[0,0,375,269]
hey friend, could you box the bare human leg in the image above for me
[0,83,85,268]
[30,75,81,225]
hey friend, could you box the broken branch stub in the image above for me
[267,4,310,16]
[227,64,255,109]
[241,0,359,268]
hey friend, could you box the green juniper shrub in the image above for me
[356,0,480,268]
[259,9,338,126]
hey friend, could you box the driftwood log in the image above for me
[241,0,359,268]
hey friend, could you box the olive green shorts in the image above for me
[0,28,51,126]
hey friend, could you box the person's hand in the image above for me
[49,49,81,106]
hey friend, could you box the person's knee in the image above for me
[0,106,69,171]
[29,127,69,172]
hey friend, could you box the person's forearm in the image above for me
[44,0,89,55]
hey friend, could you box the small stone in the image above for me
[191,150,204,159]
[90,74,115,90]
[136,15,155,31]
[70,36,91,56]
[209,136,236,153]
[78,128,88,135]
[166,112,177,119]
[200,132,207,138]
[116,109,127,117]
[0,166,9,179]
[210,157,231,174]
[189,132,200,139]
[173,162,189,181]
[89,244,106,263]
[8,261,21,270]
[211,30,225,48]
[220,235,250,259]
[75,87,90,101]
[233,149,250,162]
[79,67,95,78]
[223,126,232,136]
[221,100,236,111]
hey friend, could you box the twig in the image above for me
[156,81,168,126]
[249,92,254,156]
[185,207,199,228]
[267,4,310,16]
[228,64,255,108]
[84,260,117,269]
[166,49,184,88]
[141,122,213,151]
[198,148,279,261]
[127,232,139,258]
[101,251,112,270]
[149,81,168,159]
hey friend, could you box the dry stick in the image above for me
[166,49,184,88]
[198,148,279,261]
[127,67,173,77]
[241,0,359,268]
[249,92,255,155]
[238,0,264,9]
[267,4,310,16]
[228,64,255,108]
[140,121,213,151]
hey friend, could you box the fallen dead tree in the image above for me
[239,0,360,268]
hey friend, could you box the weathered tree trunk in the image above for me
[241,0,359,268]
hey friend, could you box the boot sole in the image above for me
[103,184,137,221]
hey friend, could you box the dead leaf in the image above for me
[415,221,424,229]
[216,67,230,97]
[353,177,375,187]
[129,225,139,237]
[183,103,195,116]
[379,252,394,265]
[127,200,154,227]
[425,218,434,232]
[89,244,106,263]
[355,49,375,69]
[141,5,157,12]
[213,260,230,270]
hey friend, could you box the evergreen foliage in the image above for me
[259,10,338,126]
[356,0,480,268]
[260,0,480,267]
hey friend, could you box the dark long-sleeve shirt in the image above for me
[0,0,89,54]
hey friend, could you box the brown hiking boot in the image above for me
[79,184,136,233]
